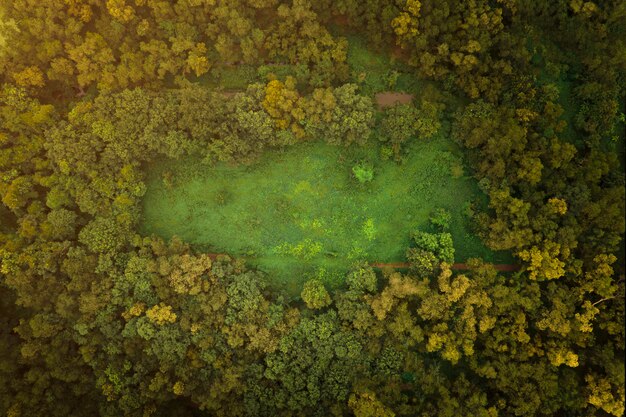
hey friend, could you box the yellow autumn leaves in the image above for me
[123,302,177,325]
[146,303,177,325]
[391,0,421,38]
[262,76,337,138]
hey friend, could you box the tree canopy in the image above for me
[0,0,624,416]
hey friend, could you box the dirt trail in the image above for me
[369,262,520,272]
[207,252,519,272]
[220,91,240,98]
[219,87,412,111]
[211,56,413,109]
[206,253,229,260]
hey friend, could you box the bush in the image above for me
[362,218,376,241]
[379,100,441,160]
[380,145,394,160]
[411,230,455,263]
[352,162,374,183]
[273,239,323,260]
[429,208,451,230]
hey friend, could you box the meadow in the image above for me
[141,133,510,294]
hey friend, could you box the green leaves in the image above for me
[429,208,451,230]
[255,311,365,412]
[411,230,455,264]
[352,161,374,183]
[78,217,127,254]
[273,239,323,261]
[346,264,377,293]
[380,101,441,159]
[301,279,331,309]
[0,2,623,415]
[41,208,77,241]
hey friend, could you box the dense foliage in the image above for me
[0,1,624,416]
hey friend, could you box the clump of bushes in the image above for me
[407,212,455,276]
[274,239,323,260]
[429,208,451,230]
[380,100,442,160]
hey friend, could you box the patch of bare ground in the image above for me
[391,44,411,61]
[375,92,414,109]
[333,14,350,27]
[220,91,240,98]
[206,252,519,273]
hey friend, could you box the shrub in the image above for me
[380,145,394,160]
[352,162,374,183]
[450,162,464,178]
[411,230,455,263]
[380,100,441,159]
[273,239,323,260]
[429,208,451,230]
[362,218,376,241]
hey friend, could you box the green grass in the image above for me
[140,134,510,296]
[345,35,418,96]
[194,64,260,91]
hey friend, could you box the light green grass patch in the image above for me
[141,136,510,296]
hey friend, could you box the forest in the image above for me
[0,0,624,416]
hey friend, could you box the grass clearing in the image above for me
[345,35,419,96]
[197,64,259,90]
[141,135,510,296]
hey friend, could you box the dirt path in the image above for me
[219,85,411,112]
[207,252,519,272]
[221,91,240,98]
[375,92,414,109]
[211,56,413,109]
[369,262,520,272]
[206,253,230,260]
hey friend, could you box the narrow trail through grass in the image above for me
[141,136,511,294]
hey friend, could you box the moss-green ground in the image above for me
[141,134,511,295]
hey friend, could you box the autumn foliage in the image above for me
[0,1,624,416]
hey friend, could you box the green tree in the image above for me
[301,278,331,309]
[346,264,378,293]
